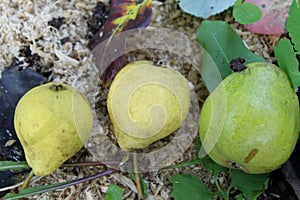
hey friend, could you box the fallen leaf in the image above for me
[88,0,152,86]
[178,0,236,19]
[0,66,46,161]
[233,2,262,25]
[244,0,292,34]
[196,20,264,89]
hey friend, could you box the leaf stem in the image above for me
[214,176,229,200]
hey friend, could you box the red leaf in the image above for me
[88,0,152,86]
[244,0,292,35]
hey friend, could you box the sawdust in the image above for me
[0,0,280,199]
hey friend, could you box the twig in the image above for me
[62,161,120,167]
[133,152,143,200]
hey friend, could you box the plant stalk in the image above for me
[19,170,34,191]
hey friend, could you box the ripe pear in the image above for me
[107,60,190,151]
[199,62,300,174]
[14,82,93,176]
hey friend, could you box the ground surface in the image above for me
[0,0,297,199]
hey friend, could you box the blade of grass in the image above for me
[0,161,30,171]
[0,160,120,171]
[4,168,117,200]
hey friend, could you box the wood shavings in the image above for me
[4,139,16,147]
[0,0,282,199]
[54,47,80,66]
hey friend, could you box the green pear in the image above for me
[14,82,93,176]
[107,60,190,151]
[199,62,300,174]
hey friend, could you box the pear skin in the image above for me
[107,61,190,151]
[199,62,300,174]
[14,82,93,176]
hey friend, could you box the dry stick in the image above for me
[133,152,143,200]
[62,161,120,167]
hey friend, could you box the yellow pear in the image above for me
[107,60,190,151]
[14,82,93,176]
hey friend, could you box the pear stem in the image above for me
[19,170,35,191]
[133,152,143,200]
[229,58,247,72]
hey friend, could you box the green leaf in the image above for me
[234,0,243,6]
[105,184,124,200]
[233,3,262,24]
[230,170,268,199]
[170,174,215,200]
[274,38,300,91]
[140,178,148,197]
[0,161,30,171]
[236,193,244,200]
[128,172,148,196]
[287,0,300,52]
[198,156,227,177]
[197,20,264,82]
[178,0,236,19]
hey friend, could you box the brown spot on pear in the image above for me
[244,148,259,163]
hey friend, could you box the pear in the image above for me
[14,82,93,176]
[107,60,190,151]
[199,62,300,174]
